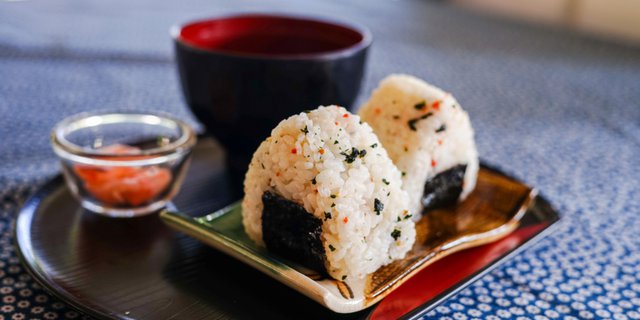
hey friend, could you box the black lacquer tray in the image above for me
[14,137,559,319]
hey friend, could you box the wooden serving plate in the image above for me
[161,164,539,313]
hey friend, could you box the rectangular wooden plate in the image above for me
[160,166,559,314]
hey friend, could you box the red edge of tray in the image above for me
[370,222,551,320]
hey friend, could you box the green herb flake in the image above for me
[382,178,390,185]
[408,119,419,131]
[374,198,384,215]
[329,244,336,252]
[301,126,309,134]
[414,100,427,110]
[402,171,406,177]
[331,203,336,208]
[311,177,317,185]
[342,275,347,281]
[334,140,339,145]
[370,143,378,148]
[436,124,446,133]
[407,112,434,131]
[330,194,337,199]
[324,212,332,221]
[340,147,366,163]
[404,214,413,220]
[397,216,401,222]
[391,229,401,240]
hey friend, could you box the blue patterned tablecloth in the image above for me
[1,0,639,319]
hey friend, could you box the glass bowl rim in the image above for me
[51,112,197,166]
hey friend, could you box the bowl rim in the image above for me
[51,112,197,167]
[170,13,373,61]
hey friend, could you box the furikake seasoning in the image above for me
[408,112,433,131]
[374,198,384,215]
[414,100,427,110]
[341,147,366,163]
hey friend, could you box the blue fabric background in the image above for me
[1,0,639,319]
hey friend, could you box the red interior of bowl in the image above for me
[177,14,366,56]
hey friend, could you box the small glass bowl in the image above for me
[51,112,197,217]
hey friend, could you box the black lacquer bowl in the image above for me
[172,14,371,171]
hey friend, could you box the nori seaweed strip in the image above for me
[262,192,327,275]
[422,164,467,211]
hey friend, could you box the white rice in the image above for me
[359,74,479,218]
[242,105,415,280]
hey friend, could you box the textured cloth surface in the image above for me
[1,0,640,319]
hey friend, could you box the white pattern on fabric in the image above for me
[1,0,640,319]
